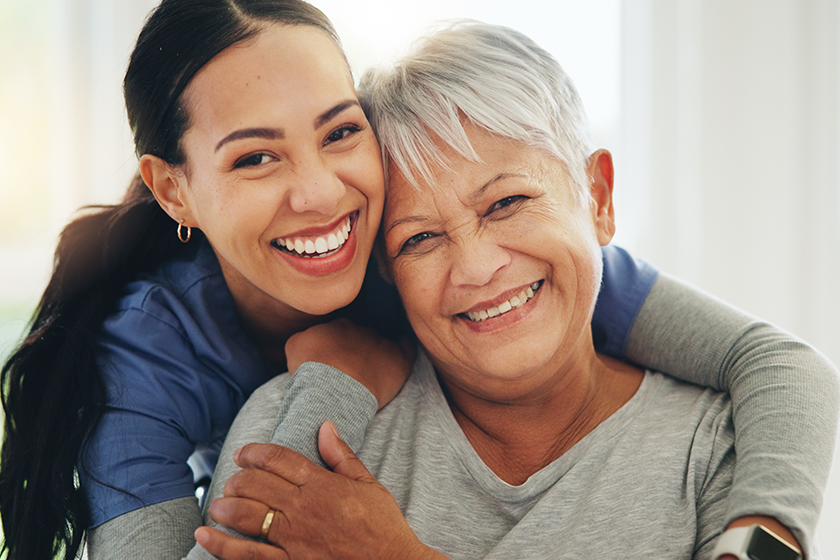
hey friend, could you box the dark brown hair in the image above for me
[0,2,340,558]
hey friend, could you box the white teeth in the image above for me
[278,216,352,257]
[465,281,542,323]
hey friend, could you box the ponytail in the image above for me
[0,1,344,557]
[0,175,192,560]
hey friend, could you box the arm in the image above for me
[194,426,448,560]
[188,321,410,558]
[185,374,290,560]
[83,294,254,558]
[623,270,839,556]
[87,497,202,559]
[272,319,411,466]
[186,364,378,559]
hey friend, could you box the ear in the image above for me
[139,154,195,227]
[587,149,615,246]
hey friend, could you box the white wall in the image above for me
[0,0,837,554]
[620,0,840,554]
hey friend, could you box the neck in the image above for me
[442,353,643,486]
[219,261,332,372]
[236,304,327,371]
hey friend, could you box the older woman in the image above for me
[192,21,827,560]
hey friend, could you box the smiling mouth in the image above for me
[271,214,353,259]
[461,280,544,322]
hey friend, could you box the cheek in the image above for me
[393,260,444,322]
[190,182,277,244]
[348,142,385,201]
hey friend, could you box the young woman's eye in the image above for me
[234,153,273,169]
[325,124,361,145]
[486,195,527,216]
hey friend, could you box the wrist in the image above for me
[713,523,802,560]
[725,515,801,553]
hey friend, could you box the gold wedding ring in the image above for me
[260,509,275,540]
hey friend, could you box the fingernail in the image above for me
[195,527,208,545]
[233,447,241,463]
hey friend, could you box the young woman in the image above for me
[0,2,835,560]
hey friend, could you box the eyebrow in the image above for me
[213,99,361,153]
[385,172,529,236]
[314,99,360,129]
[215,127,284,153]
[385,215,430,236]
[469,172,528,203]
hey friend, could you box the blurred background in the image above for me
[0,0,838,554]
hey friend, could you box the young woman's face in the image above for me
[176,25,384,317]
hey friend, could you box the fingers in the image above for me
[317,421,376,482]
[208,498,287,540]
[224,459,300,507]
[195,525,289,560]
[233,443,314,486]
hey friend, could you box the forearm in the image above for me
[87,496,202,560]
[269,361,378,466]
[189,364,379,557]
[626,272,840,555]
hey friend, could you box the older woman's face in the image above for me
[383,124,615,400]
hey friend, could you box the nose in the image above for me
[449,233,511,287]
[287,157,347,215]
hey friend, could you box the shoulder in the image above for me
[94,240,272,433]
[112,240,229,330]
[98,239,270,397]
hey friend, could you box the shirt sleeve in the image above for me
[87,496,202,560]
[591,245,659,358]
[82,305,240,528]
[624,271,840,556]
[269,362,378,465]
[185,363,378,559]
[692,396,737,560]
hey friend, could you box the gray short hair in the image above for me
[359,20,595,203]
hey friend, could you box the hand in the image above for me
[285,318,415,409]
[195,422,447,560]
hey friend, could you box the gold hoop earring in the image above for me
[177,221,191,244]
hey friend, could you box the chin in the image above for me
[315,277,369,314]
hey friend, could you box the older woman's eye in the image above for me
[325,124,361,145]
[234,153,273,169]
[399,231,436,254]
[487,195,527,216]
